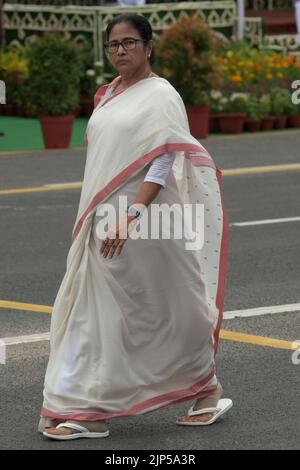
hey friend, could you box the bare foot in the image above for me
[177,383,222,424]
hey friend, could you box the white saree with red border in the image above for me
[39,76,229,424]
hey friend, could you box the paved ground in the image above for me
[0,130,300,450]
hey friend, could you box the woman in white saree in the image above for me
[39,13,232,440]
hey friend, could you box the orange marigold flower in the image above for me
[230,75,242,82]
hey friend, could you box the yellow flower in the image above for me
[162,67,172,78]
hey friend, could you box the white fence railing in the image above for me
[3,1,237,66]
[245,0,294,9]
[3,1,299,59]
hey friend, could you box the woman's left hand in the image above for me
[100,214,137,259]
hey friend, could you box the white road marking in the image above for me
[1,303,299,345]
[231,216,300,227]
[44,182,82,187]
[1,332,50,345]
[223,303,300,320]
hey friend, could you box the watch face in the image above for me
[127,207,135,216]
[127,207,140,218]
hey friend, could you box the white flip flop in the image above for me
[43,422,110,440]
[176,398,233,426]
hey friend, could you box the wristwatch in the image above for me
[126,205,142,219]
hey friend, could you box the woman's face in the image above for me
[107,22,152,75]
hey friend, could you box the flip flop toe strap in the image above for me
[56,422,89,433]
[188,406,219,417]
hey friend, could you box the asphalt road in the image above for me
[0,130,300,450]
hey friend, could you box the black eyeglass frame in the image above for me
[104,38,147,54]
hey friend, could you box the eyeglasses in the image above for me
[104,38,146,54]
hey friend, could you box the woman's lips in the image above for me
[116,60,129,64]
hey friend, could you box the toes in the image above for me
[177,413,214,423]
[44,426,74,436]
[177,416,188,422]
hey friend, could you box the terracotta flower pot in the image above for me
[80,96,94,118]
[4,104,14,116]
[39,115,75,149]
[186,105,210,139]
[209,114,220,133]
[244,119,261,132]
[274,116,287,129]
[218,113,246,134]
[19,105,28,117]
[16,106,25,117]
[287,115,300,128]
[261,117,275,131]
[72,107,81,118]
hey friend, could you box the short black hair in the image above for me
[106,13,155,65]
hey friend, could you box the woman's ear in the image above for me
[147,39,154,56]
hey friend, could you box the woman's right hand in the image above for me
[100,214,138,259]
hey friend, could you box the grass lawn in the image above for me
[0,116,89,152]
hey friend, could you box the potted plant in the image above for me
[77,42,108,117]
[154,16,223,139]
[270,88,290,129]
[259,95,275,131]
[27,32,83,149]
[209,89,224,133]
[218,93,248,134]
[286,97,300,128]
[0,49,29,116]
[80,62,108,117]
[244,95,262,132]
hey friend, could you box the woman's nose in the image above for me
[117,43,126,54]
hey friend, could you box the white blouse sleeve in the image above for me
[143,152,174,188]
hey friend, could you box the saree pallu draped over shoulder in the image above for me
[39,76,229,423]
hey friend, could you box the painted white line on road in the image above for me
[44,182,82,187]
[231,216,300,227]
[2,303,300,346]
[2,332,50,345]
[223,162,300,176]
[223,303,300,320]
[2,162,300,196]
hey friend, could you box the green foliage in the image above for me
[259,95,271,118]
[216,40,300,95]
[27,33,83,116]
[209,90,224,113]
[245,95,262,120]
[220,93,248,113]
[0,48,29,106]
[154,16,223,106]
[285,98,300,116]
[270,88,292,116]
